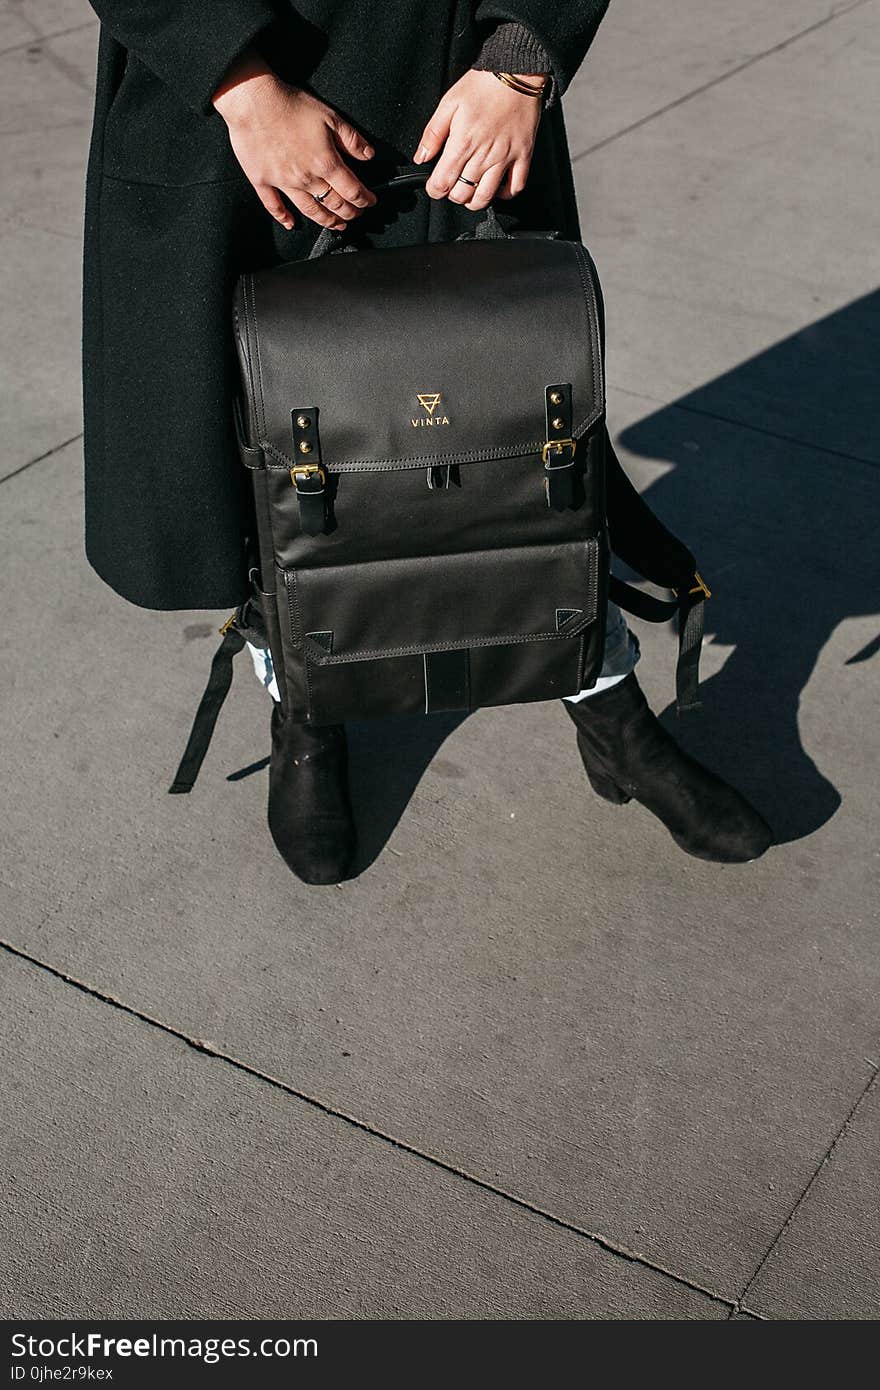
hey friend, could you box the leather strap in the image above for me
[675,592,706,714]
[609,574,707,714]
[543,383,576,511]
[424,649,470,712]
[290,407,326,535]
[168,591,270,793]
[427,463,461,489]
[232,395,262,470]
[168,624,246,794]
[602,431,708,712]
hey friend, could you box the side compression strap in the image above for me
[168,624,246,794]
[168,594,268,794]
[609,575,707,714]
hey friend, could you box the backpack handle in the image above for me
[307,168,509,259]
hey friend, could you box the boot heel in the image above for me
[587,769,631,805]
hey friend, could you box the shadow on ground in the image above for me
[346,711,468,871]
[620,290,880,844]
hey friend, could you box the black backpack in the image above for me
[171,177,709,793]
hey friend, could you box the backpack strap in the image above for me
[609,571,708,713]
[168,595,266,794]
[604,432,710,713]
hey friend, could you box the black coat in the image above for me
[83,1,610,610]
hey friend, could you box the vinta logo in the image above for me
[412,392,450,427]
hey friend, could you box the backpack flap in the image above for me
[233,235,604,480]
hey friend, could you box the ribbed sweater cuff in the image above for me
[472,21,556,106]
[472,21,550,74]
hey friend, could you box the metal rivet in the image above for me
[298,440,312,454]
[549,390,563,405]
[295,414,311,429]
[552,416,565,430]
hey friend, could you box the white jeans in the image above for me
[248,600,639,705]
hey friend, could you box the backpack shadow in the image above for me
[618,290,880,844]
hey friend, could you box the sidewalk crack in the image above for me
[571,0,874,164]
[0,432,83,487]
[609,383,880,470]
[0,20,98,61]
[733,1062,880,1315]
[1,936,736,1314]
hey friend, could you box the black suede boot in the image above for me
[564,674,773,863]
[268,706,356,884]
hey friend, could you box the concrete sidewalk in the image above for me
[1,0,878,1319]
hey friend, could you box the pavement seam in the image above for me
[732,1063,880,1317]
[0,936,737,1314]
[0,20,98,61]
[570,0,875,164]
[0,432,83,487]
[609,385,880,470]
[0,216,84,243]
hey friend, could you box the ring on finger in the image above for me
[467,161,507,206]
[456,174,478,188]
[313,185,332,203]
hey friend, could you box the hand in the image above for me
[414,69,545,210]
[212,50,377,231]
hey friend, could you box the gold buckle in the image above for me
[541,438,577,465]
[290,463,326,486]
[689,571,712,600]
[218,611,237,636]
[674,571,712,601]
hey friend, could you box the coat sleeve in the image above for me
[87,1,278,115]
[473,1,610,97]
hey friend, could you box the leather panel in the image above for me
[236,237,603,472]
[267,431,606,571]
[285,540,599,664]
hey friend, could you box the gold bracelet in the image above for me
[494,70,548,99]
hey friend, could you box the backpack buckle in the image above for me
[679,571,711,601]
[290,463,326,487]
[541,438,576,466]
[290,463,327,536]
[542,438,577,511]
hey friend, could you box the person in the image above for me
[82,2,773,884]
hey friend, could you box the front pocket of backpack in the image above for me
[281,539,600,721]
